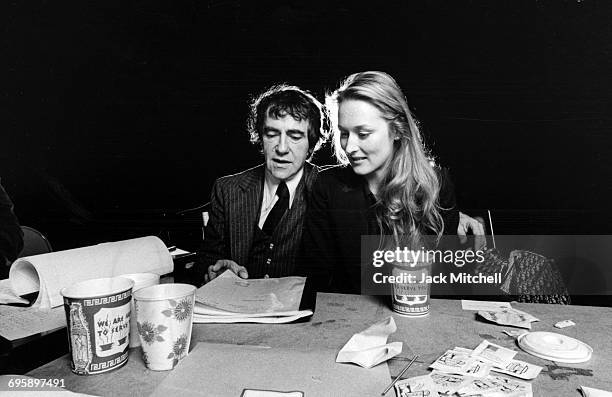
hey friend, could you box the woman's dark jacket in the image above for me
[298,165,459,294]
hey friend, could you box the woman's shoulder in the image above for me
[314,165,361,194]
[317,164,359,184]
[313,165,361,191]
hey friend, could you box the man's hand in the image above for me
[204,259,249,284]
[457,212,486,250]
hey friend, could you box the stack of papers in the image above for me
[194,271,312,324]
[0,304,65,341]
[395,339,542,397]
[396,372,533,397]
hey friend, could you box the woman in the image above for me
[299,71,482,293]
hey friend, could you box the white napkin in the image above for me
[336,316,403,368]
[581,386,612,397]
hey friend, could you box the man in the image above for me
[198,84,327,283]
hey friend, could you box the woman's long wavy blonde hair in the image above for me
[327,71,444,247]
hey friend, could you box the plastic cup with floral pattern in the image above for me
[133,283,196,371]
[119,273,161,348]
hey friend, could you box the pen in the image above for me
[487,210,496,249]
[381,354,419,395]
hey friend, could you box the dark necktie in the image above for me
[262,181,289,235]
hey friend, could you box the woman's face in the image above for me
[338,99,396,186]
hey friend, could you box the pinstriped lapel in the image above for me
[230,165,264,265]
[277,177,304,232]
[271,162,316,233]
[282,162,314,224]
[289,176,306,221]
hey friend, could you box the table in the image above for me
[27,293,612,396]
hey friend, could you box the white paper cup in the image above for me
[119,273,161,347]
[133,283,196,371]
[60,277,135,375]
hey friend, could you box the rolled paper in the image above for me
[9,236,173,309]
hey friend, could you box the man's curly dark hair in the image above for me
[247,84,328,158]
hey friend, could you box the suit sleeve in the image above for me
[196,179,229,280]
[0,182,24,267]
[438,167,460,235]
[297,175,335,292]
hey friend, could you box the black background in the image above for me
[3,0,612,250]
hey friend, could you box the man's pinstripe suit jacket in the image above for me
[198,162,319,279]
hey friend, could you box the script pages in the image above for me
[194,271,313,323]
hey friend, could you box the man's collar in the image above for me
[263,167,304,208]
[237,162,314,192]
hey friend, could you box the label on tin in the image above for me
[391,265,431,316]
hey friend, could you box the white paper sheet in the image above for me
[169,247,190,257]
[192,310,313,324]
[0,305,65,340]
[491,358,543,380]
[457,374,533,397]
[429,371,475,395]
[194,301,300,317]
[478,308,538,329]
[471,340,517,367]
[581,386,612,397]
[8,236,173,309]
[242,391,302,397]
[0,279,28,304]
[483,375,533,397]
[430,349,492,377]
[448,345,541,381]
[554,319,576,328]
[336,316,403,368]
[195,271,305,315]
[394,375,440,397]
[461,299,512,311]
[503,330,529,338]
[510,308,539,322]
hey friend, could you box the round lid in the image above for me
[518,332,592,363]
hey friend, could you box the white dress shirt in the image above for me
[258,168,304,229]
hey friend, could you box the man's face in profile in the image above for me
[261,113,310,182]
